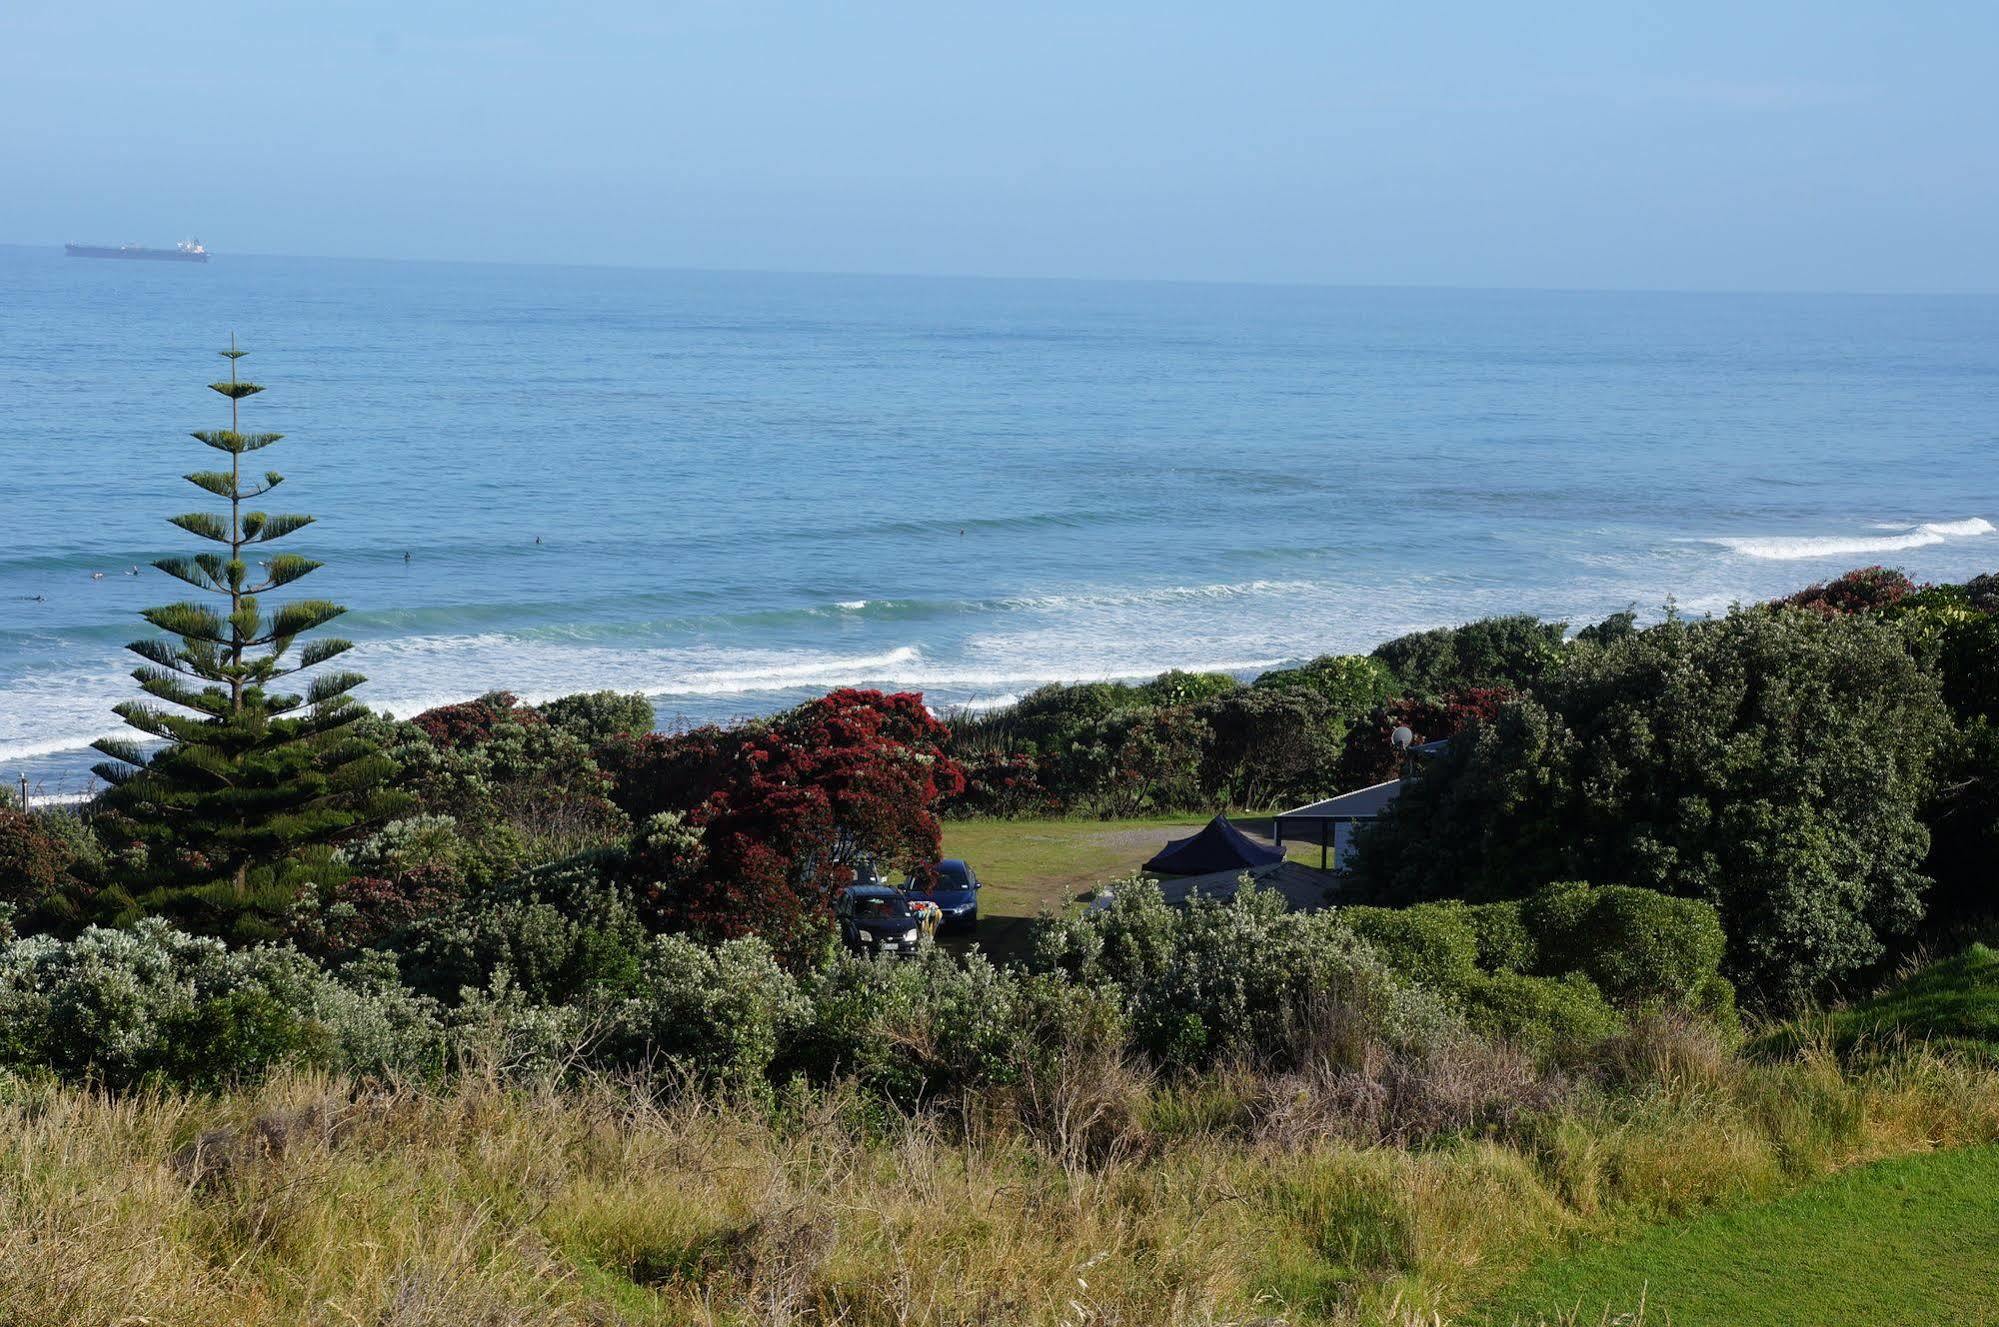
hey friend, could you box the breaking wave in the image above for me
[1711,517,1993,561]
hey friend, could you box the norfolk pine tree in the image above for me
[91,340,403,939]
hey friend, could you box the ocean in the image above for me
[3,244,1996,793]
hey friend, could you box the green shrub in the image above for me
[1336,885,1732,1058]
[1371,615,1567,696]
[1462,900,1536,973]
[0,921,445,1088]
[615,933,808,1092]
[1463,970,1624,1064]
[1338,898,1636,1063]
[372,708,630,872]
[339,814,465,880]
[1197,686,1347,810]
[1139,670,1242,706]
[539,691,658,748]
[1343,887,1735,1031]
[442,970,588,1074]
[1253,654,1400,713]
[394,859,648,1006]
[1033,879,1453,1069]
[1523,881,1729,1009]
[1338,904,1482,991]
[786,949,1043,1105]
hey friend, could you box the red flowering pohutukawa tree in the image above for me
[611,689,965,963]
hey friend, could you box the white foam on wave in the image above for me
[995,579,1314,613]
[0,661,141,767]
[0,631,1294,768]
[0,729,127,764]
[15,527,1999,774]
[1711,517,1994,561]
[951,692,1023,715]
[333,641,937,714]
[662,644,923,691]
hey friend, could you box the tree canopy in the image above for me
[1346,607,1951,1008]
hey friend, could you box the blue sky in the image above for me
[3,1,1993,291]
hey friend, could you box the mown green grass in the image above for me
[938,814,1209,957]
[937,813,1330,958]
[1478,1143,1999,1327]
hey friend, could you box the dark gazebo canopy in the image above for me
[1143,814,1286,876]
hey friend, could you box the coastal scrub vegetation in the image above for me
[4,364,1998,1325]
[1345,607,1950,1007]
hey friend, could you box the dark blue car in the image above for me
[901,859,981,933]
[835,884,925,957]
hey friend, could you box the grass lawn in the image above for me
[1477,1144,1999,1326]
[936,814,1210,959]
[935,812,1332,960]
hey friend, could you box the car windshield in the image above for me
[851,895,902,919]
[907,864,971,891]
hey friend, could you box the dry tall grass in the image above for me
[2,1038,1995,1326]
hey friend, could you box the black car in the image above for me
[901,859,981,934]
[835,883,925,957]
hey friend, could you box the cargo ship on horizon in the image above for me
[64,239,208,263]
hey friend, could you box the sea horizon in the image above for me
[15,242,1999,300]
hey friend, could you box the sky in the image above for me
[3,1,1994,292]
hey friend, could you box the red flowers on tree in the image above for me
[607,690,966,963]
[410,691,546,749]
[1778,566,1917,617]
